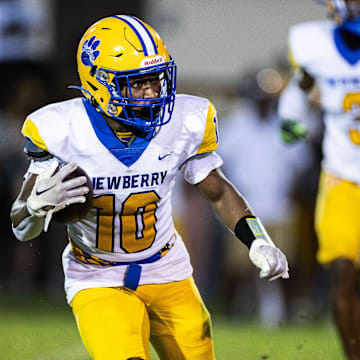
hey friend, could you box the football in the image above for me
[52,164,93,224]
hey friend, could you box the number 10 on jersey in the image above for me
[92,191,160,253]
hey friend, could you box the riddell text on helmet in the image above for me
[141,55,165,67]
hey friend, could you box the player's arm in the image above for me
[196,168,289,281]
[10,158,89,241]
[278,66,315,143]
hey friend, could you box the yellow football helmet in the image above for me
[76,15,177,132]
[321,1,360,32]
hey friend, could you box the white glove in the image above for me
[249,239,289,281]
[26,161,89,231]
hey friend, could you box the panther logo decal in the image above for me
[81,35,100,67]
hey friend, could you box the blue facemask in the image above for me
[340,18,360,36]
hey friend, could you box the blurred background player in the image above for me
[278,1,360,358]
[0,0,69,295]
[219,67,320,326]
[10,15,289,360]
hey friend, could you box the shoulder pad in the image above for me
[24,139,53,161]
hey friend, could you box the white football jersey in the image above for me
[289,20,360,183]
[22,94,223,303]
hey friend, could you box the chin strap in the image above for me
[68,84,93,97]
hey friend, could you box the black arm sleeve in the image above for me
[24,138,53,161]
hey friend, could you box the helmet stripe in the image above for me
[133,18,158,55]
[333,0,347,16]
[130,16,158,55]
[114,15,158,56]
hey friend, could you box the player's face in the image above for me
[120,72,163,105]
[117,71,164,121]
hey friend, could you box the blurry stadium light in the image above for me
[0,0,54,62]
[256,68,284,95]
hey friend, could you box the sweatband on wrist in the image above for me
[234,215,273,249]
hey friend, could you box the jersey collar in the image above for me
[334,26,360,65]
[82,98,154,167]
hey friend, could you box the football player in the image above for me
[10,15,288,360]
[278,1,360,359]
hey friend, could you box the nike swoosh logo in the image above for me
[158,153,173,160]
[35,184,56,196]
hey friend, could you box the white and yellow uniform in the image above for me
[22,94,221,359]
[288,20,360,264]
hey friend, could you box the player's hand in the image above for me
[249,239,289,281]
[26,161,89,230]
[281,119,307,144]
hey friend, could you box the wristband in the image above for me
[234,215,273,249]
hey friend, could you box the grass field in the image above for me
[0,294,344,360]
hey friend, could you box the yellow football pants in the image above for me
[71,276,215,360]
[315,171,360,264]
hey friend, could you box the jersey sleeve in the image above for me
[22,117,49,151]
[287,20,330,73]
[180,152,223,184]
[21,101,71,160]
[180,100,223,184]
[197,101,219,155]
[21,104,68,176]
[288,24,311,71]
